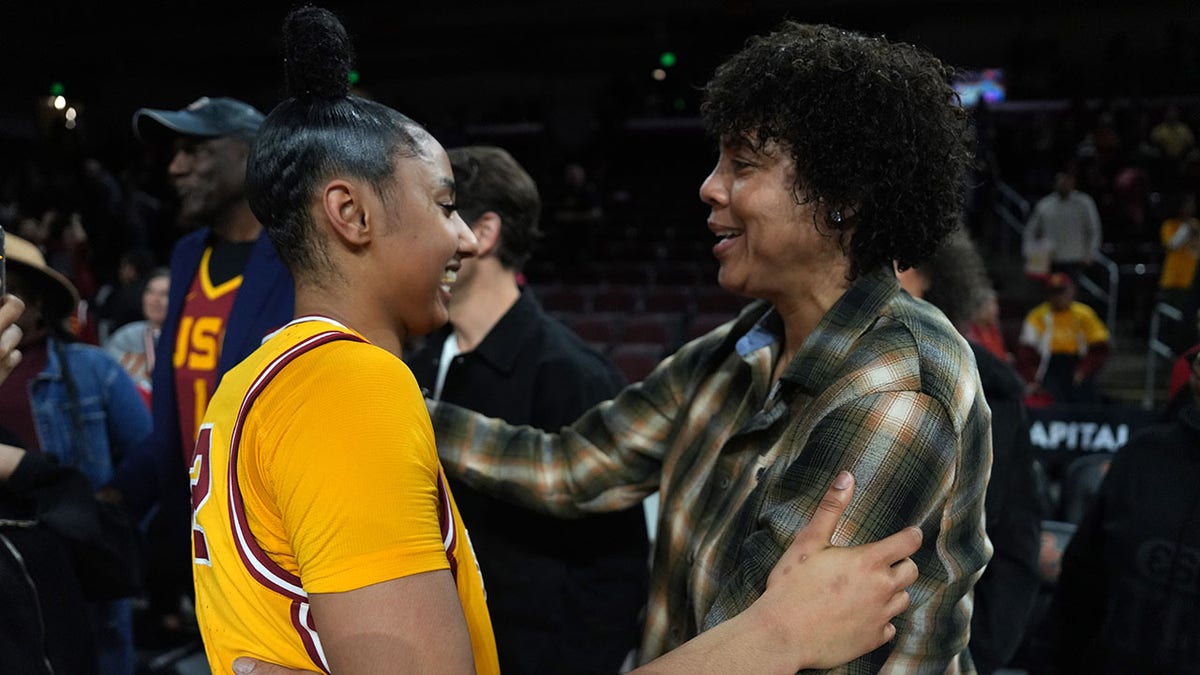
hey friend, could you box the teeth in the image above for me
[717,233,740,242]
[441,269,457,285]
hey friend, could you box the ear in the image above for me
[470,211,503,258]
[320,179,372,247]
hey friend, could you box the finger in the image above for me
[882,622,897,644]
[867,526,923,565]
[884,588,911,619]
[2,349,21,370]
[792,471,855,551]
[0,295,25,324]
[890,558,919,588]
[0,324,23,352]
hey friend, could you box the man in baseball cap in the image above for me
[110,96,295,647]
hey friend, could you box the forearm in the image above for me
[432,394,663,518]
[633,605,799,675]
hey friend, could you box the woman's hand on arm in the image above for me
[633,472,921,674]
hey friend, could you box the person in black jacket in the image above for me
[898,229,1043,674]
[406,146,648,674]
[1033,356,1200,674]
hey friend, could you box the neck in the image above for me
[769,265,853,379]
[293,283,405,358]
[450,267,521,353]
[211,201,262,243]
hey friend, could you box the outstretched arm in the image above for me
[229,472,921,675]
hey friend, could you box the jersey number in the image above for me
[191,424,214,566]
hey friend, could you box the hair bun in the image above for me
[282,5,354,99]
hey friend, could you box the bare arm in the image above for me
[306,570,475,675]
[232,473,920,675]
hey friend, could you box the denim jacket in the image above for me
[28,339,152,490]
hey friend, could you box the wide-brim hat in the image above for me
[5,232,80,319]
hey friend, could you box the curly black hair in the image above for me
[701,22,972,278]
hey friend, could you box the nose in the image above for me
[167,149,191,179]
[699,165,727,208]
[454,213,479,259]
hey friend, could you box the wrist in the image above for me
[740,598,813,672]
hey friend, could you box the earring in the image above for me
[831,210,844,224]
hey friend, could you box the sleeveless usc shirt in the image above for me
[190,316,497,674]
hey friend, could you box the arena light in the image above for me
[652,68,666,81]
[50,82,65,96]
[659,51,677,68]
[348,69,360,85]
[65,107,77,121]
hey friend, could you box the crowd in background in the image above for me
[1,30,1199,670]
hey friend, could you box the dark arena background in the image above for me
[2,1,1199,673]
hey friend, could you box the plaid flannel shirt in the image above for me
[432,267,993,673]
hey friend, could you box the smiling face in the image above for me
[370,132,477,339]
[699,136,847,305]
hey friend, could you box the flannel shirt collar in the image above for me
[728,266,900,397]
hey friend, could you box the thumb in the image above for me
[792,471,855,552]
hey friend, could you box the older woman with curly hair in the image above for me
[432,22,990,672]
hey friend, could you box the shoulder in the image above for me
[532,314,617,373]
[106,321,146,346]
[61,340,119,364]
[1070,302,1102,322]
[171,228,210,256]
[280,338,419,395]
[850,293,982,427]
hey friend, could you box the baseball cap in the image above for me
[1046,272,1074,292]
[133,96,265,142]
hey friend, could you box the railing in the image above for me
[1144,302,1183,409]
[1078,252,1120,334]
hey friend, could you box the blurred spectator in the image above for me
[1151,105,1196,163]
[94,248,157,342]
[0,234,151,674]
[964,287,1011,362]
[1017,273,1111,404]
[1023,171,1103,282]
[1159,193,1200,351]
[103,267,169,402]
[552,162,603,222]
[407,146,646,674]
[1032,357,1200,674]
[104,96,294,650]
[898,230,1042,675]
